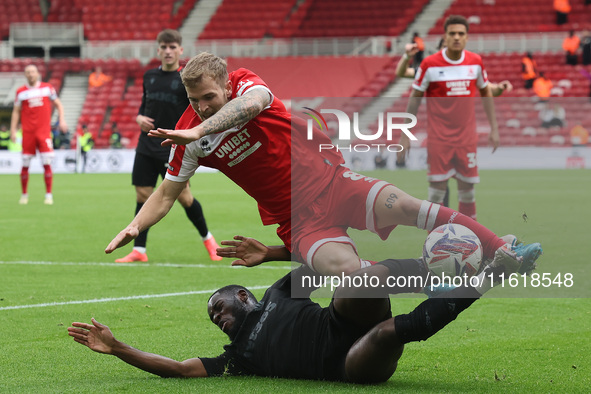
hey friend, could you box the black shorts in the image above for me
[322,299,392,382]
[131,152,169,187]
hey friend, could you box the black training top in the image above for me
[199,269,373,382]
[136,66,189,160]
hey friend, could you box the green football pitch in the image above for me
[0,169,589,393]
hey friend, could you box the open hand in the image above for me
[105,226,139,254]
[68,318,116,354]
[217,235,268,267]
[148,128,202,146]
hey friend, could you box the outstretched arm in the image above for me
[217,235,292,267]
[149,89,271,146]
[105,179,186,253]
[68,318,208,378]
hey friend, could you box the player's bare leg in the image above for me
[334,264,401,383]
[176,182,221,261]
[345,318,404,383]
[312,242,364,275]
[457,179,476,220]
[335,261,425,383]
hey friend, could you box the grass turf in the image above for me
[0,169,589,393]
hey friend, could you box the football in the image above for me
[423,224,483,278]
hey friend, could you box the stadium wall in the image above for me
[0,147,588,174]
[0,150,217,174]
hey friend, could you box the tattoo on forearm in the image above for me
[200,90,268,136]
[385,193,398,209]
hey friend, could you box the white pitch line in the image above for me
[0,285,270,311]
[0,261,293,270]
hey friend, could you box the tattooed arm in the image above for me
[149,88,271,146]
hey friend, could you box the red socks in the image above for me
[43,164,53,194]
[20,167,29,194]
[458,202,477,221]
[417,201,505,260]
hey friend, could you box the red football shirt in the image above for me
[413,49,488,145]
[14,81,58,136]
[167,68,344,226]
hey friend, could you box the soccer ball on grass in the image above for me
[423,224,482,278]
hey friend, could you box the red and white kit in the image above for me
[14,81,58,155]
[413,49,489,183]
[166,68,394,266]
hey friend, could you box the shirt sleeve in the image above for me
[477,57,489,89]
[232,68,274,109]
[49,85,58,101]
[138,77,147,116]
[165,143,200,182]
[412,63,429,92]
[199,353,232,377]
[14,90,22,107]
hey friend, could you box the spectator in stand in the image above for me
[539,102,565,128]
[411,32,425,70]
[0,124,9,150]
[570,124,589,146]
[554,0,571,25]
[110,122,123,149]
[580,30,591,65]
[533,72,553,101]
[521,52,538,89]
[563,30,580,66]
[88,66,112,89]
[579,67,591,100]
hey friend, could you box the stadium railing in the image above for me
[0,23,571,63]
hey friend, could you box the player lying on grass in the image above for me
[106,51,542,278]
[69,239,524,383]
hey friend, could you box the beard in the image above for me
[227,302,249,340]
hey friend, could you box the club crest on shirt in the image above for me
[200,138,212,153]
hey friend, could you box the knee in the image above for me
[398,195,422,220]
[312,252,361,276]
[135,187,152,203]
